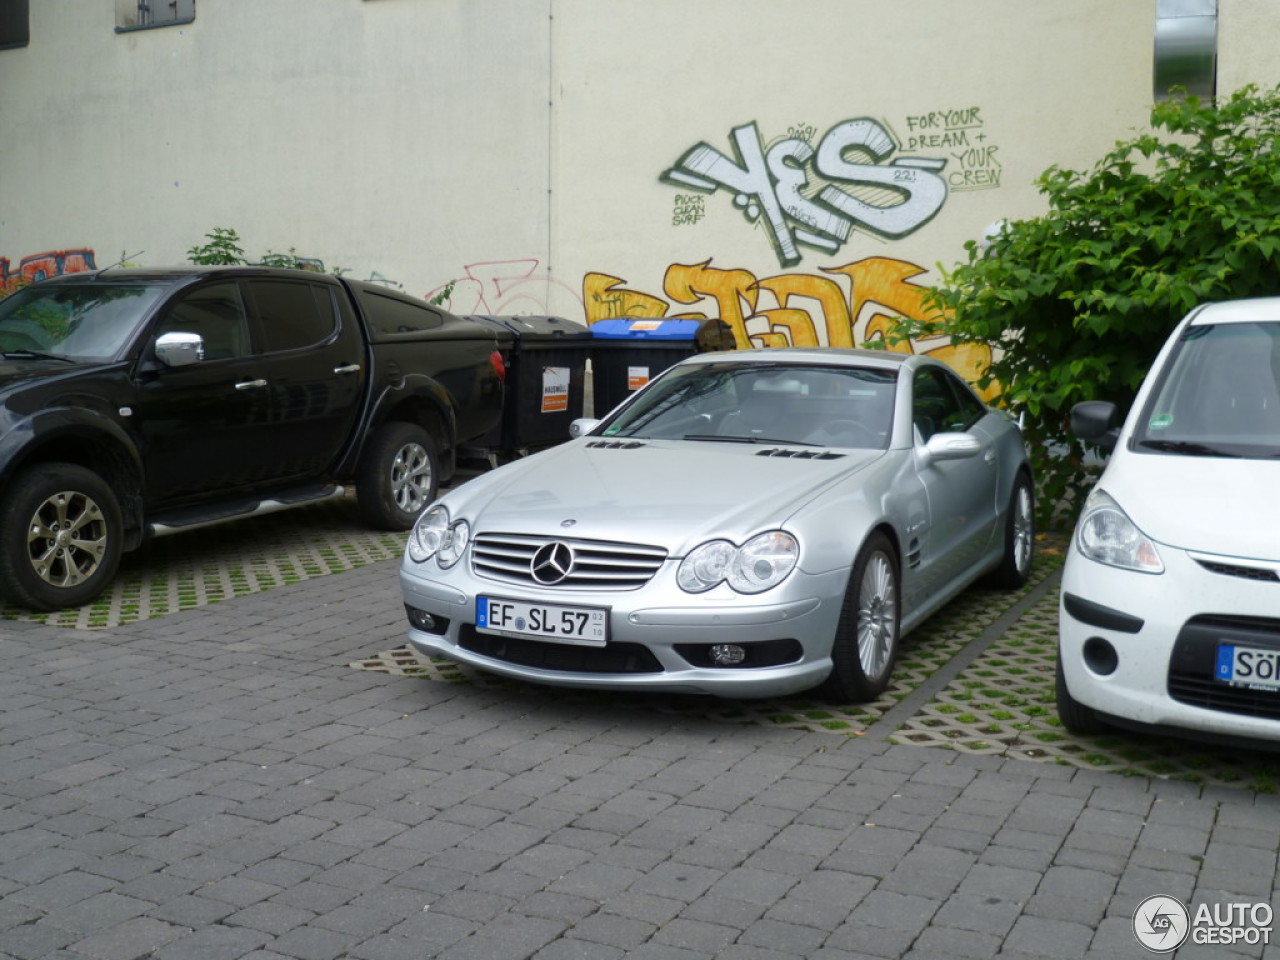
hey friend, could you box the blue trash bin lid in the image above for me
[590,318,702,340]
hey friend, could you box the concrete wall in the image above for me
[2,0,1245,358]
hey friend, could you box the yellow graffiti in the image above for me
[582,257,996,398]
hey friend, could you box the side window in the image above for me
[941,369,988,430]
[115,0,195,31]
[912,368,965,442]
[356,289,444,338]
[154,281,250,361]
[246,280,337,353]
[0,0,29,50]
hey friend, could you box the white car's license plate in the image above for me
[1215,644,1280,691]
[476,596,608,647]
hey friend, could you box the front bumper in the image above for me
[1059,539,1280,743]
[398,557,848,698]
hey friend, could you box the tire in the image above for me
[0,464,124,611]
[984,471,1035,589]
[821,532,901,703]
[1055,648,1108,735]
[356,422,440,530]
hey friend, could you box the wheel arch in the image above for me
[0,421,145,549]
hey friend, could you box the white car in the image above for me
[400,348,1034,701]
[1058,298,1280,745]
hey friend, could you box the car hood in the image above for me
[0,358,95,389]
[1101,450,1280,561]
[444,438,884,554]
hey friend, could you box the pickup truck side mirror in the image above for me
[155,331,205,368]
[1070,400,1120,453]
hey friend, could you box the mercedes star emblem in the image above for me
[531,541,574,585]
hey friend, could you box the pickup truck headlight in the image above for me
[678,531,799,594]
[1075,489,1164,574]
[407,506,469,567]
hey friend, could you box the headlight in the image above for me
[437,518,470,568]
[407,506,449,563]
[407,506,470,567]
[1075,489,1164,574]
[678,532,799,594]
[678,540,736,592]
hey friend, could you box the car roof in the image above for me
[36,266,338,286]
[1189,298,1280,326]
[677,346,923,372]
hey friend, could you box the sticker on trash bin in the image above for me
[629,320,663,331]
[627,366,651,391]
[542,366,570,413]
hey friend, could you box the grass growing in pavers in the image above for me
[894,584,1280,792]
[0,497,408,630]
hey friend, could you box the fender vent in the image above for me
[755,448,845,460]
[585,440,647,450]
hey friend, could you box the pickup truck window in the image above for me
[357,289,445,338]
[153,281,251,360]
[247,279,337,353]
[0,282,168,360]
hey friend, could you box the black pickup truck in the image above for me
[0,266,505,611]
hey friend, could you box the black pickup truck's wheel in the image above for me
[0,464,124,611]
[356,422,440,530]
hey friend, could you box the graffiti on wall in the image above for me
[1,248,97,295]
[662,109,998,267]
[425,259,584,317]
[583,256,994,398]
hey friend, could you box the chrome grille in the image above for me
[471,534,667,590]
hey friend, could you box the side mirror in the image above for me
[569,418,601,439]
[155,331,204,368]
[918,431,981,467]
[1070,400,1120,452]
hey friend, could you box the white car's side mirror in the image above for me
[570,418,601,439]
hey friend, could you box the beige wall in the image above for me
[2,0,1258,356]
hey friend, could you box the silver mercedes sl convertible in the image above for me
[399,347,1034,701]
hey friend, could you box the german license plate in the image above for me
[476,596,608,646]
[1215,644,1280,691]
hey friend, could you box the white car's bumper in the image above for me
[1059,538,1280,743]
[399,557,848,698]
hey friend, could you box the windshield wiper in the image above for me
[1136,438,1238,457]
[683,433,817,446]
[0,350,74,364]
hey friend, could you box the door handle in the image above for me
[234,379,268,390]
[333,363,361,375]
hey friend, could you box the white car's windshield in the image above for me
[0,283,169,361]
[1134,320,1280,459]
[601,362,897,449]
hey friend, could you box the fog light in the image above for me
[405,605,442,634]
[710,644,747,666]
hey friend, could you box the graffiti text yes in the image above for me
[662,120,947,268]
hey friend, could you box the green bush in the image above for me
[900,85,1280,526]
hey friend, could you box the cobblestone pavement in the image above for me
[2,548,1280,959]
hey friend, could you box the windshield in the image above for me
[0,283,169,360]
[600,361,897,449]
[1133,319,1280,459]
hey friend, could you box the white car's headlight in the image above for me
[1075,489,1164,574]
[407,506,470,567]
[678,532,799,594]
